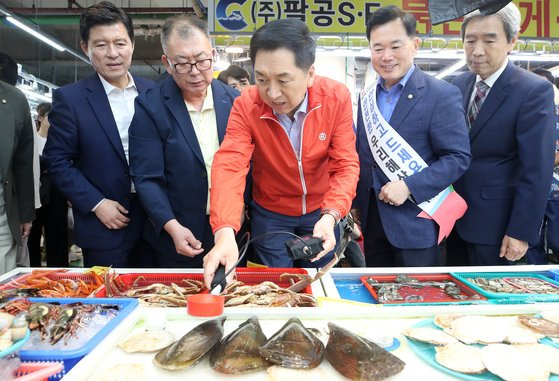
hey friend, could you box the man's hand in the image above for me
[378,180,410,206]
[164,219,204,257]
[203,227,239,289]
[94,199,130,229]
[311,214,337,262]
[499,235,528,261]
[20,222,32,239]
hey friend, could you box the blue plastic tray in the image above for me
[18,297,138,380]
[550,269,559,282]
[451,272,559,302]
[405,319,559,380]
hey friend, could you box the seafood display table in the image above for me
[62,302,559,380]
[2,266,558,380]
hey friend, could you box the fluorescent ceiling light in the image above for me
[7,16,65,52]
[225,46,243,54]
[435,59,466,79]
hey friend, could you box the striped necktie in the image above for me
[467,81,489,129]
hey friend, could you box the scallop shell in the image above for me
[403,327,458,345]
[118,330,175,353]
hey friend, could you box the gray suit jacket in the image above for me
[0,81,34,244]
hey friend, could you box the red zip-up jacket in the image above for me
[210,75,360,233]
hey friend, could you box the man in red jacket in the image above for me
[203,19,359,287]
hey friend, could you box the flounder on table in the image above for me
[153,316,225,371]
[210,316,271,374]
[325,323,405,381]
[259,318,324,369]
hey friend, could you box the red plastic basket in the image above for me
[0,271,103,297]
[360,274,486,304]
[14,362,63,381]
[95,268,312,297]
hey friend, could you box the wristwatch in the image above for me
[321,208,341,224]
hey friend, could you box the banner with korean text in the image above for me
[360,82,467,243]
[209,0,559,39]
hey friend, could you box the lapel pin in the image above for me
[407,94,413,99]
[1,99,6,104]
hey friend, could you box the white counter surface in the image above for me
[1,265,558,380]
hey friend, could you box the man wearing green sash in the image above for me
[354,6,471,267]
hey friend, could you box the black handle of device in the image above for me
[210,264,227,293]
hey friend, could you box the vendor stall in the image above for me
[0,265,558,380]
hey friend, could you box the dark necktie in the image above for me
[467,81,489,128]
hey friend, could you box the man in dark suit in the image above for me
[0,54,34,274]
[354,6,471,267]
[448,2,556,265]
[129,15,238,267]
[44,2,155,267]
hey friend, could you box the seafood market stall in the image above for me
[0,265,558,380]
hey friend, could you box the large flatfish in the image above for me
[153,316,226,370]
[210,316,271,374]
[259,318,324,369]
[325,323,405,381]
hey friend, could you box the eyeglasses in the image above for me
[166,57,213,74]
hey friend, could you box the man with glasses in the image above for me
[353,6,471,267]
[129,15,239,267]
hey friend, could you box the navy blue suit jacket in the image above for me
[452,62,556,245]
[44,73,155,250]
[355,67,471,249]
[129,77,238,263]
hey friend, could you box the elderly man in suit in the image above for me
[44,2,155,267]
[0,59,34,274]
[353,6,471,267]
[447,2,556,265]
[129,15,239,267]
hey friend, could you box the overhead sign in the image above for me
[208,0,559,38]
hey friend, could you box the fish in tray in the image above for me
[153,316,225,371]
[325,323,405,381]
[210,316,271,374]
[259,317,324,369]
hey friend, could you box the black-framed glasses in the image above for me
[167,57,213,74]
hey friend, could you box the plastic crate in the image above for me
[451,272,559,302]
[14,362,63,381]
[95,267,313,298]
[0,271,103,297]
[18,297,138,380]
[360,274,487,305]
